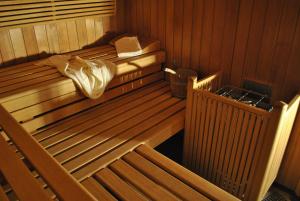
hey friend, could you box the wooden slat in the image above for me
[0,72,62,94]
[0,105,97,201]
[81,177,117,201]
[277,107,300,193]
[0,135,51,201]
[183,78,197,167]
[110,159,179,201]
[73,109,185,181]
[95,168,148,201]
[0,49,164,106]
[21,71,164,132]
[207,101,223,181]
[46,88,171,151]
[62,98,183,173]
[45,90,172,156]
[0,0,115,29]
[183,72,299,200]
[136,144,240,201]
[33,81,168,140]
[123,151,210,201]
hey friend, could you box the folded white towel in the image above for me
[114,36,142,58]
[36,55,116,99]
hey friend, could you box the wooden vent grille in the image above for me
[0,0,116,29]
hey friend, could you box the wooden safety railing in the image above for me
[248,93,300,201]
[184,71,223,167]
[183,71,300,201]
[0,105,97,201]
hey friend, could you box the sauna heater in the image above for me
[183,72,300,201]
[216,86,273,112]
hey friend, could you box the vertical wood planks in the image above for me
[34,25,50,54]
[22,26,39,57]
[46,24,60,54]
[86,18,96,45]
[123,0,300,101]
[0,2,124,66]
[199,0,215,74]
[183,73,300,200]
[173,0,184,67]
[9,28,27,60]
[56,22,70,53]
[76,19,88,49]
[230,0,254,86]
[166,0,174,67]
[0,30,15,64]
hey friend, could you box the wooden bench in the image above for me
[0,106,238,200]
[0,40,240,200]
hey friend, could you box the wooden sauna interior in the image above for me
[0,0,300,201]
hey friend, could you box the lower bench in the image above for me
[82,144,239,201]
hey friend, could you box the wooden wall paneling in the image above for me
[34,24,50,54]
[22,26,40,57]
[0,50,2,66]
[9,28,27,60]
[86,18,96,45]
[199,0,215,74]
[102,17,112,34]
[255,0,284,83]
[150,0,158,39]
[158,0,166,49]
[209,0,227,73]
[116,0,126,33]
[56,22,70,53]
[190,0,204,70]
[181,0,194,69]
[136,0,144,36]
[76,19,88,49]
[166,0,174,67]
[270,0,300,100]
[66,21,80,51]
[219,0,240,84]
[95,17,104,41]
[46,24,60,54]
[242,0,269,80]
[230,0,254,86]
[108,16,117,33]
[143,0,151,38]
[130,0,138,34]
[173,0,184,68]
[0,2,123,66]
[282,12,300,101]
[0,30,15,64]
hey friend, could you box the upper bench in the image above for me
[0,38,165,133]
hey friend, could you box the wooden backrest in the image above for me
[183,72,300,201]
[0,105,97,201]
[0,39,165,133]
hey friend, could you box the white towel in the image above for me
[114,36,143,58]
[36,55,116,99]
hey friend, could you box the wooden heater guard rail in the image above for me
[183,71,300,201]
